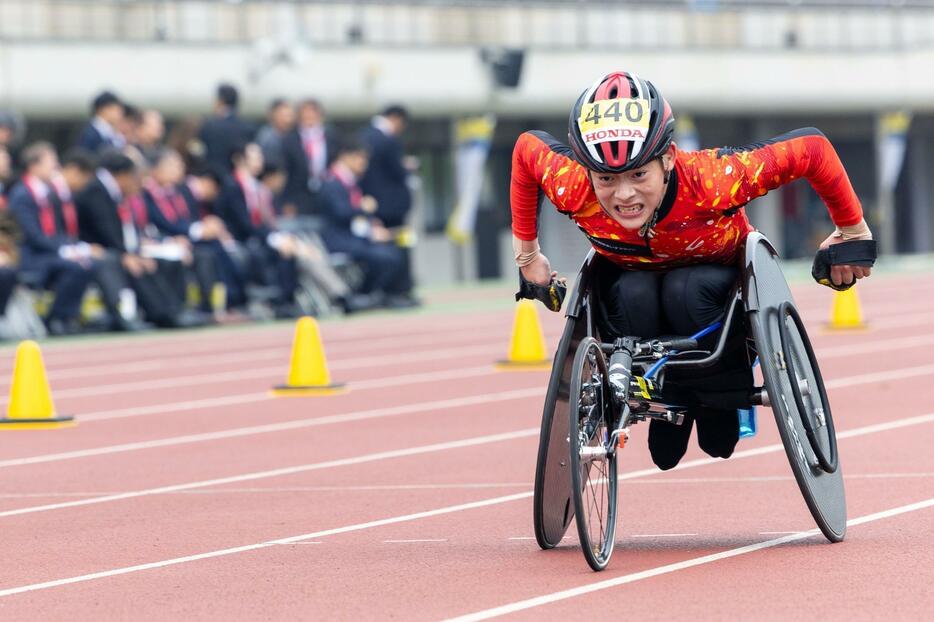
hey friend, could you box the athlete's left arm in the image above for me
[718,127,874,287]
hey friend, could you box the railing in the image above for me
[0,1,932,50]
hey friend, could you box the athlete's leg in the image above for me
[661,264,745,461]
[597,268,664,339]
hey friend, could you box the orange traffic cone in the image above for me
[828,286,866,330]
[0,340,75,429]
[495,300,551,370]
[270,317,346,396]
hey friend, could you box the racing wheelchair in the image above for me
[531,232,846,571]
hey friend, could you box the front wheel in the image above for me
[569,337,618,571]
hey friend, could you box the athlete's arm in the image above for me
[719,127,873,286]
[719,127,863,227]
[510,131,587,284]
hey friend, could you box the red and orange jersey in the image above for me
[510,128,863,269]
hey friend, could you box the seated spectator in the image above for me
[76,91,126,153]
[55,148,143,332]
[217,143,302,318]
[76,150,202,328]
[318,139,411,308]
[136,109,166,165]
[143,148,234,314]
[0,210,20,320]
[6,142,93,335]
[258,162,367,314]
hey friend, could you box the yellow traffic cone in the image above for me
[828,287,866,330]
[270,317,346,396]
[495,300,551,371]
[0,340,75,430]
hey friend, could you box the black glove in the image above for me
[515,271,567,312]
[811,239,877,291]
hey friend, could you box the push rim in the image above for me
[778,301,838,473]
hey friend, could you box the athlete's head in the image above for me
[568,71,676,232]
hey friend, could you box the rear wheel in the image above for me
[569,337,618,571]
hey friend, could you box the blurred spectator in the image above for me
[361,105,412,228]
[0,145,11,210]
[56,149,141,331]
[0,209,20,318]
[143,148,233,314]
[318,138,410,308]
[76,150,195,328]
[218,143,301,318]
[256,98,295,172]
[199,83,254,173]
[179,163,247,310]
[77,91,127,153]
[359,104,417,305]
[7,142,93,335]
[281,99,336,216]
[136,110,166,165]
[167,115,206,171]
[0,111,18,148]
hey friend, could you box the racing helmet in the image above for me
[568,71,675,174]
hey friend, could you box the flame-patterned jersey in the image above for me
[510,128,863,269]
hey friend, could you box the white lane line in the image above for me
[0,341,511,406]
[3,401,934,522]
[383,539,448,544]
[758,531,801,535]
[0,413,930,596]
[824,363,934,389]
[0,492,534,598]
[630,533,696,538]
[9,352,930,470]
[0,385,542,470]
[23,320,926,426]
[0,324,516,388]
[446,497,934,622]
[0,427,540,519]
[11,471,927,499]
[275,542,322,546]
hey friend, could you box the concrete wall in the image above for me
[3,43,934,118]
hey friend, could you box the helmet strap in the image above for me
[640,158,670,239]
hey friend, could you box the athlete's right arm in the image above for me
[510,131,588,241]
[510,131,587,284]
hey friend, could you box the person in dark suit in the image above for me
[199,83,254,173]
[360,105,412,227]
[216,142,300,317]
[76,91,126,154]
[318,138,408,307]
[280,99,337,216]
[143,148,233,314]
[76,150,193,328]
[7,143,93,335]
[178,163,247,309]
[359,105,417,304]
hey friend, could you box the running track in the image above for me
[1,274,933,620]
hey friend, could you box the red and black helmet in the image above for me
[568,71,675,174]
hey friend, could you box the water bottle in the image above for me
[737,406,757,439]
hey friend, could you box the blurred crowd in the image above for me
[0,84,419,337]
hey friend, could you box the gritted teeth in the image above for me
[614,204,643,216]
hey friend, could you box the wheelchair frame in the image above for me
[533,232,846,562]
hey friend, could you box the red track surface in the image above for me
[1,276,933,620]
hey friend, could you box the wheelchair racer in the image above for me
[512,71,875,470]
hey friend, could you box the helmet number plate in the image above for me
[578,98,650,147]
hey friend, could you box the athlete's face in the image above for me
[590,144,675,231]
